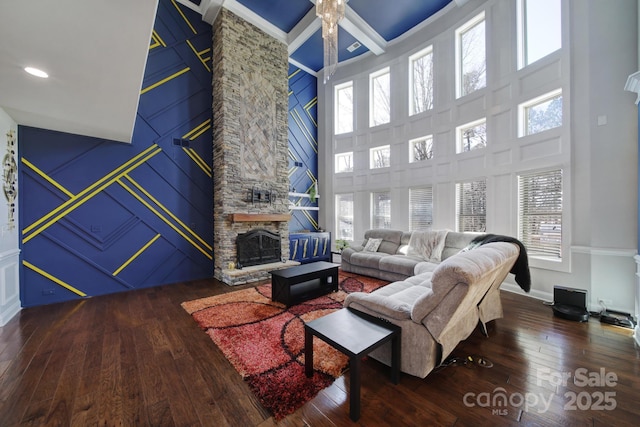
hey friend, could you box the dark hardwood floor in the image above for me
[0,276,638,426]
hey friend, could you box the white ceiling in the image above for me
[0,0,159,143]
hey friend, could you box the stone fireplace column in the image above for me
[212,9,290,285]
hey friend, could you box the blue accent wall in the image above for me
[287,65,319,233]
[18,0,213,307]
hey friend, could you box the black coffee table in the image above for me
[270,261,338,306]
[304,307,401,421]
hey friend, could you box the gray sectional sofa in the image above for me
[341,229,524,378]
[341,229,481,282]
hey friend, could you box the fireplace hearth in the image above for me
[237,229,282,268]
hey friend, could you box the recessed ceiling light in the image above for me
[24,67,49,78]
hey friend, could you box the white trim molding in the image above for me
[624,70,640,104]
[634,255,640,346]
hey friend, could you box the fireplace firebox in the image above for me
[237,229,282,267]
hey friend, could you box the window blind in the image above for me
[518,169,563,258]
[409,187,433,231]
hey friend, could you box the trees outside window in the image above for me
[335,81,353,134]
[409,187,433,231]
[370,145,391,169]
[370,68,391,127]
[456,180,486,232]
[456,12,486,98]
[520,90,562,136]
[457,119,486,153]
[410,136,434,162]
[335,152,353,173]
[335,193,354,240]
[409,47,434,115]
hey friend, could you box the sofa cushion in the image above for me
[363,229,403,255]
[379,255,421,276]
[348,251,387,269]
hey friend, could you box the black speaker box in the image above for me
[552,285,589,322]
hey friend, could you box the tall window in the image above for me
[335,193,354,240]
[456,180,486,232]
[457,119,486,153]
[518,169,563,259]
[370,145,391,169]
[410,136,434,162]
[409,46,434,115]
[519,90,563,137]
[370,67,391,127]
[335,81,353,134]
[335,152,353,173]
[518,0,561,69]
[372,192,391,229]
[456,12,486,98]
[409,187,433,231]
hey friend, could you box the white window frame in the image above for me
[456,118,487,153]
[409,187,434,231]
[370,145,391,169]
[518,89,563,137]
[371,191,391,229]
[335,193,354,241]
[517,0,562,69]
[334,81,354,135]
[335,152,353,173]
[455,12,486,99]
[409,46,434,116]
[409,135,434,162]
[369,67,391,127]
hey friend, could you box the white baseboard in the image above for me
[0,300,20,327]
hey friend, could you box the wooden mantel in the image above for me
[230,213,291,222]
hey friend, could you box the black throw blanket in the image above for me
[466,234,531,293]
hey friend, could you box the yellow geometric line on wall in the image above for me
[113,234,162,276]
[288,69,301,80]
[304,97,318,128]
[182,119,211,141]
[290,109,317,153]
[186,39,211,72]
[182,148,212,177]
[21,158,75,198]
[305,170,317,192]
[23,260,87,297]
[118,179,212,259]
[303,209,319,229]
[172,0,197,34]
[22,145,162,243]
[122,174,212,252]
[287,148,298,177]
[140,67,191,95]
[150,30,167,50]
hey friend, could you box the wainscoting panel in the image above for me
[288,65,319,233]
[18,0,213,307]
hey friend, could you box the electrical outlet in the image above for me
[598,298,613,306]
[42,289,55,295]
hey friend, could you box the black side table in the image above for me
[304,307,401,421]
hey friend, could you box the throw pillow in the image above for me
[363,238,382,252]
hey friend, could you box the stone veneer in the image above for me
[212,9,291,285]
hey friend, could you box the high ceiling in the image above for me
[0,0,458,143]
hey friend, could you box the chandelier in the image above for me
[316,0,346,83]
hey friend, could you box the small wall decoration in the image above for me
[3,129,17,229]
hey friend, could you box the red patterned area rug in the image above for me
[181,271,389,420]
